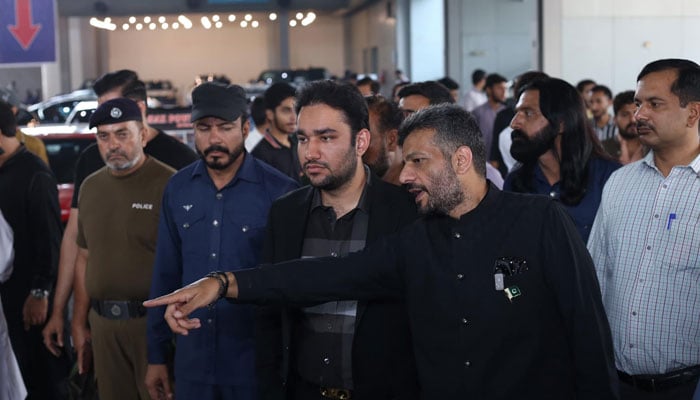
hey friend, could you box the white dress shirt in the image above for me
[588,151,700,375]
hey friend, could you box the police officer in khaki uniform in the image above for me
[71,98,175,400]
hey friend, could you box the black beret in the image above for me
[89,97,142,129]
[191,82,247,122]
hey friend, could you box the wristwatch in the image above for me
[29,289,50,299]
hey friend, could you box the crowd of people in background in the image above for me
[0,57,698,400]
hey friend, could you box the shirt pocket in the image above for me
[664,213,700,270]
[226,213,267,267]
[174,209,207,256]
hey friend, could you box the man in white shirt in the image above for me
[589,58,700,399]
[462,69,487,112]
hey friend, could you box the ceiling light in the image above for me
[201,16,212,29]
[269,13,277,21]
[172,22,180,29]
[252,20,259,28]
[244,14,252,21]
[89,17,116,31]
[122,23,129,30]
[301,12,316,26]
[295,12,303,20]
[240,20,248,28]
[136,23,143,31]
[104,17,111,23]
[144,16,151,23]
[228,14,236,22]
[128,16,136,23]
[161,22,169,29]
[149,22,156,30]
[178,15,193,29]
[215,21,223,28]
[212,15,220,22]
[289,20,297,27]
[158,16,166,23]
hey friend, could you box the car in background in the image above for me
[66,100,97,124]
[18,100,96,136]
[38,133,96,224]
[256,67,329,85]
[27,89,97,123]
[243,67,330,99]
[145,80,178,108]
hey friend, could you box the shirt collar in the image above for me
[532,163,559,192]
[642,150,700,175]
[262,128,284,149]
[456,181,499,223]
[190,152,261,185]
[0,145,28,170]
[310,165,372,213]
[428,181,499,227]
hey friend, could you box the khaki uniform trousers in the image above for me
[88,309,151,400]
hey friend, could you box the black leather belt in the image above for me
[319,387,352,400]
[90,299,147,320]
[618,365,700,392]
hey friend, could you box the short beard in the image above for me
[510,124,558,164]
[105,151,142,172]
[198,143,244,170]
[306,148,358,191]
[273,113,293,135]
[406,162,465,216]
[426,165,464,215]
[366,142,390,178]
[618,124,638,140]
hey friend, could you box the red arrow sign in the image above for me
[8,0,41,50]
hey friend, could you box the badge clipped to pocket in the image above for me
[493,257,528,302]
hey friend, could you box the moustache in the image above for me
[203,145,231,156]
[106,149,128,159]
[636,121,653,130]
[403,183,427,192]
[304,161,329,169]
[619,124,639,139]
[511,129,529,141]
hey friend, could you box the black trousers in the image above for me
[8,316,72,400]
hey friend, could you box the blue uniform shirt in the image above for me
[504,157,620,242]
[147,154,298,386]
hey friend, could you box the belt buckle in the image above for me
[633,376,656,392]
[105,301,127,319]
[320,387,351,400]
[110,303,122,317]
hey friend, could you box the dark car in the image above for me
[38,133,96,223]
[243,67,330,99]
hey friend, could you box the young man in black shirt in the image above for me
[253,81,419,400]
[251,82,302,181]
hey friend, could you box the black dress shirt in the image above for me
[236,184,619,399]
[295,182,369,389]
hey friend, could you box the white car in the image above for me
[27,89,97,123]
[20,100,97,135]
